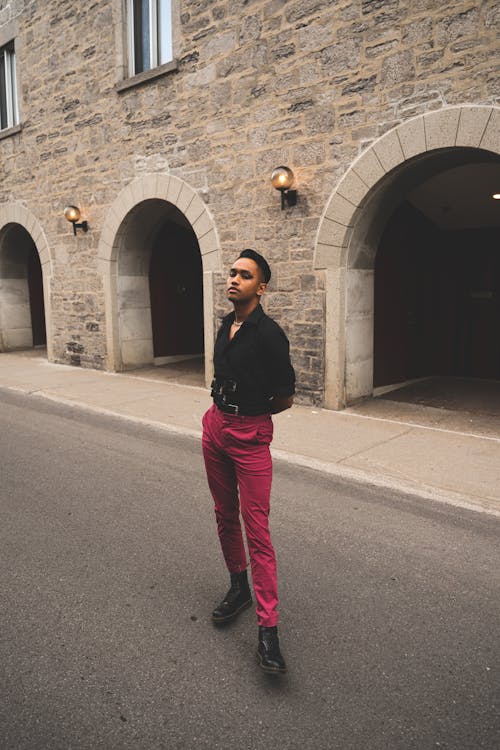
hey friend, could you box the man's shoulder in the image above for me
[257,310,289,342]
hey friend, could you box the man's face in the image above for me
[226,257,266,303]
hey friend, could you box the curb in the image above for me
[6,385,500,520]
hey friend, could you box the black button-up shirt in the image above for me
[212,304,295,415]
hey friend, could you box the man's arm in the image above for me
[270,395,294,414]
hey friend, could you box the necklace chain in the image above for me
[232,319,244,327]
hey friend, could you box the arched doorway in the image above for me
[108,198,205,375]
[99,174,221,387]
[314,105,500,409]
[149,207,204,364]
[374,158,500,390]
[0,223,47,351]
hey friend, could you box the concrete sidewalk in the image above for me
[1,350,499,517]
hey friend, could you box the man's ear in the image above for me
[257,282,267,297]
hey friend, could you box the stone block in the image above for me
[456,106,492,148]
[336,169,368,206]
[201,248,221,272]
[176,183,196,214]
[324,192,356,227]
[396,115,426,160]
[0,278,29,303]
[98,224,116,256]
[166,176,184,205]
[185,193,206,224]
[381,50,414,87]
[121,338,154,368]
[435,7,479,47]
[345,357,373,401]
[345,315,373,364]
[313,242,345,270]
[119,306,152,342]
[352,148,385,189]
[4,327,33,350]
[424,108,460,151]
[347,269,374,317]
[130,179,145,205]
[480,108,500,154]
[372,128,405,173]
[142,174,162,201]
[156,174,171,200]
[198,229,219,257]
[317,217,350,248]
[39,251,51,268]
[201,31,236,61]
[193,209,214,238]
[117,275,150,310]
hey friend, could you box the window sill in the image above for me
[0,123,21,141]
[116,60,178,93]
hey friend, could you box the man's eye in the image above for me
[229,270,236,276]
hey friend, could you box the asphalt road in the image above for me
[0,387,499,750]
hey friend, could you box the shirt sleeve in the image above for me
[260,321,296,397]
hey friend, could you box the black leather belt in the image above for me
[213,393,240,414]
[216,401,240,415]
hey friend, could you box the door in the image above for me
[149,221,204,357]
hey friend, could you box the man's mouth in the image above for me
[227,287,239,293]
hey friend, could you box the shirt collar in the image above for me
[223,304,264,327]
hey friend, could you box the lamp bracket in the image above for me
[72,220,88,236]
[281,189,297,210]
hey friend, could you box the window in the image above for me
[0,41,19,130]
[127,0,173,76]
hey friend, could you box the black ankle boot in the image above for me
[212,570,252,623]
[257,626,287,673]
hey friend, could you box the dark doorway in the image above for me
[148,219,204,359]
[27,243,47,347]
[374,203,500,388]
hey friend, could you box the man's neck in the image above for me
[232,298,260,322]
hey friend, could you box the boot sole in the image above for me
[211,598,252,624]
[256,650,287,674]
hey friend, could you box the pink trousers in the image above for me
[202,403,279,627]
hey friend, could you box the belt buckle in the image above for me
[227,403,239,415]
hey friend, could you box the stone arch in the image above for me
[314,105,500,409]
[0,203,53,358]
[97,174,222,386]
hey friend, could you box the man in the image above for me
[202,249,295,674]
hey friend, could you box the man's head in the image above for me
[226,249,271,306]
[238,249,271,284]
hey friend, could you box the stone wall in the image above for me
[0,0,498,402]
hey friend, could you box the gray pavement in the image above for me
[1,388,500,750]
[0,350,499,516]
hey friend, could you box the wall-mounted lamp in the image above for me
[64,205,88,235]
[271,166,297,210]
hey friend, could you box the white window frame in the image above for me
[0,42,19,130]
[127,0,173,77]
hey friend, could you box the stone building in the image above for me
[0,0,498,408]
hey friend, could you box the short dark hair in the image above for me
[238,248,271,283]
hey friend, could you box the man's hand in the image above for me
[270,395,294,414]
